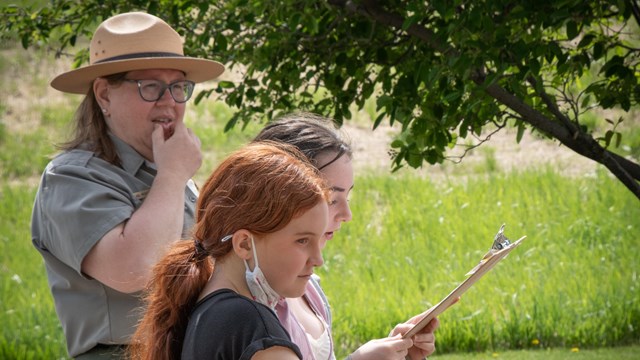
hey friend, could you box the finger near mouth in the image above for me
[164,126,174,140]
[154,121,174,139]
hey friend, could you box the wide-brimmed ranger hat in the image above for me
[51,11,225,94]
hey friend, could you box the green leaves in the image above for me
[566,20,579,40]
[3,0,638,178]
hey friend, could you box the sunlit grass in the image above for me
[433,345,640,359]
[321,170,639,358]
[0,185,68,359]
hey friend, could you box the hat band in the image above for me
[94,51,184,64]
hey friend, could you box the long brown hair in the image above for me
[59,73,127,165]
[129,141,329,360]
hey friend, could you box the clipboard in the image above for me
[402,225,526,339]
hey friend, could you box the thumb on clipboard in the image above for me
[388,298,459,360]
[389,317,439,360]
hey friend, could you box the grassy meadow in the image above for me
[323,170,639,358]
[1,41,640,359]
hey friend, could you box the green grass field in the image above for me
[1,43,639,359]
[322,170,639,358]
[1,170,638,359]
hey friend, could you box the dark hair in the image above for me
[253,112,352,170]
[58,72,127,165]
[129,141,329,360]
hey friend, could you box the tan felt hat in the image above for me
[51,12,225,94]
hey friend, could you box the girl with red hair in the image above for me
[129,142,330,360]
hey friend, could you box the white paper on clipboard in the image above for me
[402,229,526,340]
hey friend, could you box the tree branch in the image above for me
[480,77,640,198]
[526,76,580,136]
[330,0,640,200]
[328,0,451,54]
[627,0,640,28]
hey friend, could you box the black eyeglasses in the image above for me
[124,79,195,103]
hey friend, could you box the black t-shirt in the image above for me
[181,289,302,360]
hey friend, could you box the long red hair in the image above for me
[128,141,328,360]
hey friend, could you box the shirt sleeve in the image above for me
[34,154,142,274]
[183,292,302,360]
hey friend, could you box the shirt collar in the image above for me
[108,133,153,174]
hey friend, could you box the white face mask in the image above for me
[244,236,282,309]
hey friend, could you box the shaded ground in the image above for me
[345,120,599,180]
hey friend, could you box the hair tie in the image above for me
[193,239,208,258]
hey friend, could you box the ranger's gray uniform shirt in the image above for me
[31,134,197,357]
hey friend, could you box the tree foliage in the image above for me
[2,0,640,198]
